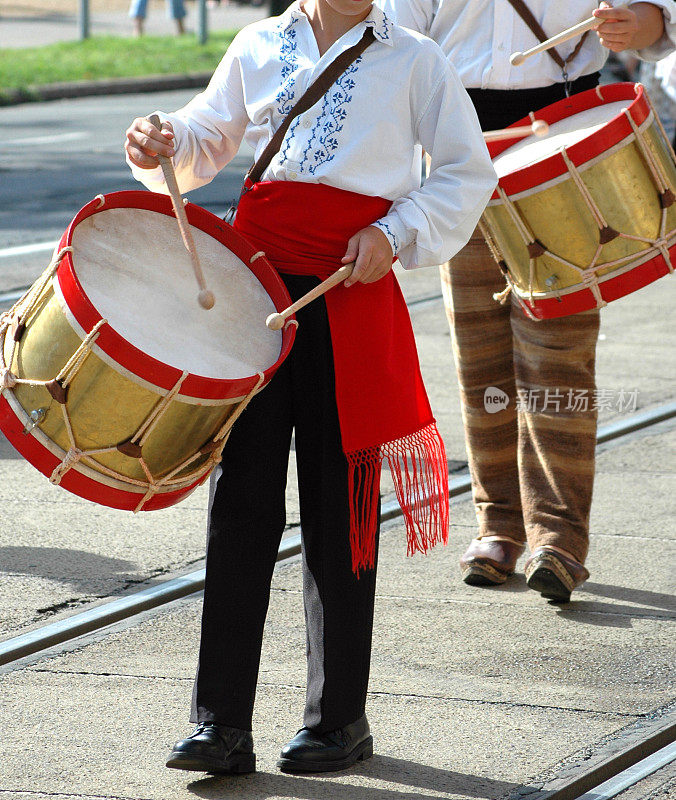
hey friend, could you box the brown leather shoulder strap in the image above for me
[246,26,376,187]
[505,0,588,71]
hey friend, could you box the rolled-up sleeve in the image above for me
[374,60,497,269]
[128,34,249,195]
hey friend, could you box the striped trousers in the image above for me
[440,231,600,564]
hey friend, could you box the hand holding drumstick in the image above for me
[266,226,394,330]
[124,114,215,310]
[510,3,666,67]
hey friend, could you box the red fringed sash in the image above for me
[234,181,448,571]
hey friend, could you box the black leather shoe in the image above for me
[277,714,373,773]
[166,722,255,774]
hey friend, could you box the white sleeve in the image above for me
[628,1,676,61]
[127,35,249,195]
[373,60,497,269]
[379,0,435,35]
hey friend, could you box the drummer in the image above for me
[381,0,675,602]
[125,0,496,776]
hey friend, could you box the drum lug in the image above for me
[527,239,547,259]
[660,189,675,209]
[199,439,221,455]
[23,407,48,435]
[599,226,619,245]
[46,379,68,405]
[11,318,26,343]
[116,439,143,459]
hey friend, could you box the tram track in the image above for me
[1,398,674,670]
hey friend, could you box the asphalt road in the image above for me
[0,89,253,293]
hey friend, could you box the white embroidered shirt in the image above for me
[128,2,497,269]
[379,0,676,90]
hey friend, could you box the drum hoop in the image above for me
[510,238,676,301]
[0,390,194,498]
[55,191,296,401]
[486,123,650,206]
[489,82,650,199]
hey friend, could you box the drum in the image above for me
[0,191,295,511]
[481,82,676,319]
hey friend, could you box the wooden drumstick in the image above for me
[510,15,596,66]
[148,115,215,311]
[484,119,549,142]
[266,264,354,330]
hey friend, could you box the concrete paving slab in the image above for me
[0,428,673,799]
[33,567,673,718]
[0,646,629,800]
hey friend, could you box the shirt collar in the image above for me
[283,2,394,47]
[364,3,394,46]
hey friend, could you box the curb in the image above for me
[0,71,211,107]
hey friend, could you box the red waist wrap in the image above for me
[234,180,448,571]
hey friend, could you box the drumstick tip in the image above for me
[266,312,284,330]
[198,289,215,310]
[532,119,549,137]
[510,52,525,66]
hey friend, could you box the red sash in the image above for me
[234,180,448,571]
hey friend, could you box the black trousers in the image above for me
[191,274,380,734]
[466,72,601,131]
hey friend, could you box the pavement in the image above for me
[0,8,675,798]
[0,269,674,799]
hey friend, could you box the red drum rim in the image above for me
[519,244,674,319]
[0,394,206,510]
[56,191,296,401]
[487,82,650,200]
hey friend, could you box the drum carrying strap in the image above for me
[226,27,376,220]
[505,0,590,92]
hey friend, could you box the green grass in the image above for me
[0,31,238,102]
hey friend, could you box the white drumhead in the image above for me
[71,207,282,380]
[494,100,629,177]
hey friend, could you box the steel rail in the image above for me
[571,739,676,800]
[1,399,674,668]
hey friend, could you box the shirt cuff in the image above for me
[371,215,414,258]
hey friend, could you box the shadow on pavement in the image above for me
[186,755,519,799]
[0,432,22,460]
[0,545,137,592]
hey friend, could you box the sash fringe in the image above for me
[347,422,449,573]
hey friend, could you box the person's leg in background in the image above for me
[168,0,187,34]
[128,0,148,36]
[440,232,526,586]
[511,305,600,602]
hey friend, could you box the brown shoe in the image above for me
[460,536,526,586]
[525,546,589,603]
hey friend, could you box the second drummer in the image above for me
[125,0,496,777]
[382,0,675,601]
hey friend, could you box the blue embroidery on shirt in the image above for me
[374,220,398,253]
[276,17,300,116]
[295,58,363,175]
[280,117,301,164]
[366,13,391,42]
